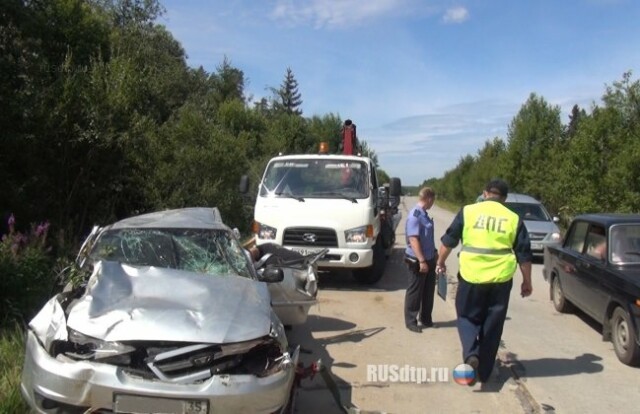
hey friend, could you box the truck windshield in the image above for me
[260,158,369,199]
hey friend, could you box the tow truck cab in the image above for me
[244,146,401,285]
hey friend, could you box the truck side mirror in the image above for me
[239,175,249,194]
[389,177,402,197]
[377,186,389,209]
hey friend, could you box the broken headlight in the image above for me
[55,329,135,364]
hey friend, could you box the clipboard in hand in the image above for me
[437,271,447,301]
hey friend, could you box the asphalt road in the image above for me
[289,197,640,414]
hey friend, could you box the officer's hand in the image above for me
[521,281,533,297]
[419,261,428,273]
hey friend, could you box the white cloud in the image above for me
[442,6,469,24]
[270,0,417,29]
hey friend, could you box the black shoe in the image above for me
[465,355,479,386]
[406,324,422,333]
[421,321,434,328]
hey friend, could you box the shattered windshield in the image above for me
[90,228,253,278]
[259,159,369,199]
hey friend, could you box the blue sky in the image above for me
[160,0,640,185]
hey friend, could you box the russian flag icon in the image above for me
[453,363,476,385]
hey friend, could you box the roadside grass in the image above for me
[435,199,462,213]
[0,324,28,413]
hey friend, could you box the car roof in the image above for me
[505,193,541,204]
[110,207,227,230]
[574,213,640,226]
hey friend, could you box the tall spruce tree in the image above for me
[273,67,303,115]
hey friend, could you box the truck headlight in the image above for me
[550,232,561,242]
[345,225,373,243]
[253,222,277,240]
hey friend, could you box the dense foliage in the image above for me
[0,0,391,327]
[0,0,359,247]
[423,73,640,224]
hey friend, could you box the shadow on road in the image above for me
[287,315,385,413]
[503,352,604,378]
[475,352,604,394]
[318,248,410,292]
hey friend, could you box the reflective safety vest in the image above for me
[460,201,519,283]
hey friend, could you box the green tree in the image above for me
[272,67,303,115]
[377,168,391,184]
[145,102,249,226]
[565,104,586,140]
[464,137,506,201]
[359,140,379,168]
[306,113,343,152]
[560,73,640,216]
[264,112,308,154]
[500,93,563,201]
[211,56,245,105]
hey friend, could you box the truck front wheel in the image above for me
[353,240,386,285]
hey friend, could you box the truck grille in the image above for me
[283,227,338,247]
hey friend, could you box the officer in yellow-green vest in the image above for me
[436,179,532,385]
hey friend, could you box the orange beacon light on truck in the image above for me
[319,142,330,154]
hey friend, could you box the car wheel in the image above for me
[611,307,640,366]
[353,240,386,285]
[551,276,573,313]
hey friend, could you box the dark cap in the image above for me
[485,179,509,198]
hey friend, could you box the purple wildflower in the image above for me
[8,214,15,233]
[15,233,27,245]
[35,221,50,238]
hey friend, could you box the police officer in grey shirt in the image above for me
[404,187,437,333]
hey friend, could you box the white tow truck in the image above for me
[241,139,402,284]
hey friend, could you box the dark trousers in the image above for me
[455,275,513,382]
[404,258,436,326]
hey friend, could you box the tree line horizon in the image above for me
[418,72,640,224]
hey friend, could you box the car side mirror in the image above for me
[258,267,284,283]
[553,216,560,223]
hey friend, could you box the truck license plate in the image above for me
[114,394,208,414]
[531,242,542,250]
[290,247,322,256]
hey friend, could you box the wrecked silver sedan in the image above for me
[21,208,300,414]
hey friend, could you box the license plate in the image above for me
[114,394,209,414]
[531,242,542,250]
[289,247,323,256]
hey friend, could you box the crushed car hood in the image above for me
[66,261,272,344]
